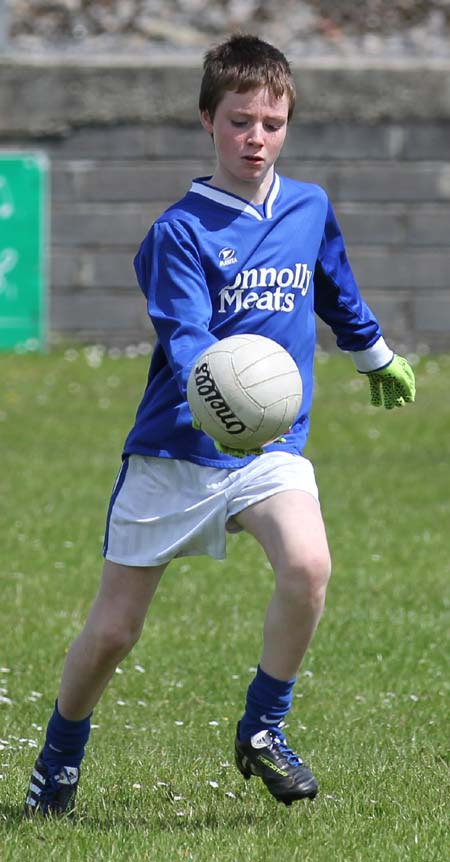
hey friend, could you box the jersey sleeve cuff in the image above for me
[350,337,394,373]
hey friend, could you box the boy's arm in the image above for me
[136,220,262,455]
[135,220,216,395]
[314,201,415,409]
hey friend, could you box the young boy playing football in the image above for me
[24,33,415,816]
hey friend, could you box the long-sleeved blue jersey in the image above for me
[124,174,392,466]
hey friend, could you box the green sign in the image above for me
[0,152,48,350]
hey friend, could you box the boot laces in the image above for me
[269,732,303,768]
[39,766,75,809]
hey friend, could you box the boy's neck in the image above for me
[206,168,275,206]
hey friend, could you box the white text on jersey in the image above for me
[218,262,312,313]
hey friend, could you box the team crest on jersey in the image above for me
[219,247,238,267]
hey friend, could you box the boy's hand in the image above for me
[364,354,416,409]
[213,440,263,457]
[214,436,287,457]
[192,417,286,457]
[193,417,263,456]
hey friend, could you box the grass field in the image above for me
[0,346,449,861]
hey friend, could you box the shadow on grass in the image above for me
[79,786,293,833]
[79,809,268,834]
[1,793,312,835]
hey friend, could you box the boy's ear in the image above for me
[200,110,214,134]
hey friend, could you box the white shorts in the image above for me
[103,451,319,567]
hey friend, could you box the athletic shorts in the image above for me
[103,451,319,567]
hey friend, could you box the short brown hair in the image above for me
[199,34,296,122]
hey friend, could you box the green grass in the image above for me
[1,345,449,861]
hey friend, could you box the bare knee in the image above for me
[276,550,331,611]
[85,616,143,666]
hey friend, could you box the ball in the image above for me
[187,334,302,450]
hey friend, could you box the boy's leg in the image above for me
[232,490,331,804]
[58,560,166,719]
[25,559,166,817]
[235,490,331,682]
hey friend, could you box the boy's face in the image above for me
[200,86,289,202]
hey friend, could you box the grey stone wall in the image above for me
[1,55,450,351]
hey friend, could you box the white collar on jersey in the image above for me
[189,174,281,222]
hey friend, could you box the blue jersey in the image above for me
[124,174,387,467]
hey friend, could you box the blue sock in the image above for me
[41,701,91,771]
[239,665,297,741]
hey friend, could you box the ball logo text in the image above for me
[193,362,246,434]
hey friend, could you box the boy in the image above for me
[24,34,415,815]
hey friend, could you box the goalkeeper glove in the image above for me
[213,440,264,458]
[192,417,285,458]
[214,436,287,458]
[364,354,416,410]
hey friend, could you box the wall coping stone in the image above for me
[1,54,450,136]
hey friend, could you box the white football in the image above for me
[187,334,302,450]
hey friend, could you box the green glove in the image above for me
[213,440,264,458]
[365,354,416,410]
[192,417,285,458]
[214,436,287,457]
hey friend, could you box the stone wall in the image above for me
[1,54,450,351]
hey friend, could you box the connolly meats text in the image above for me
[193,362,246,434]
